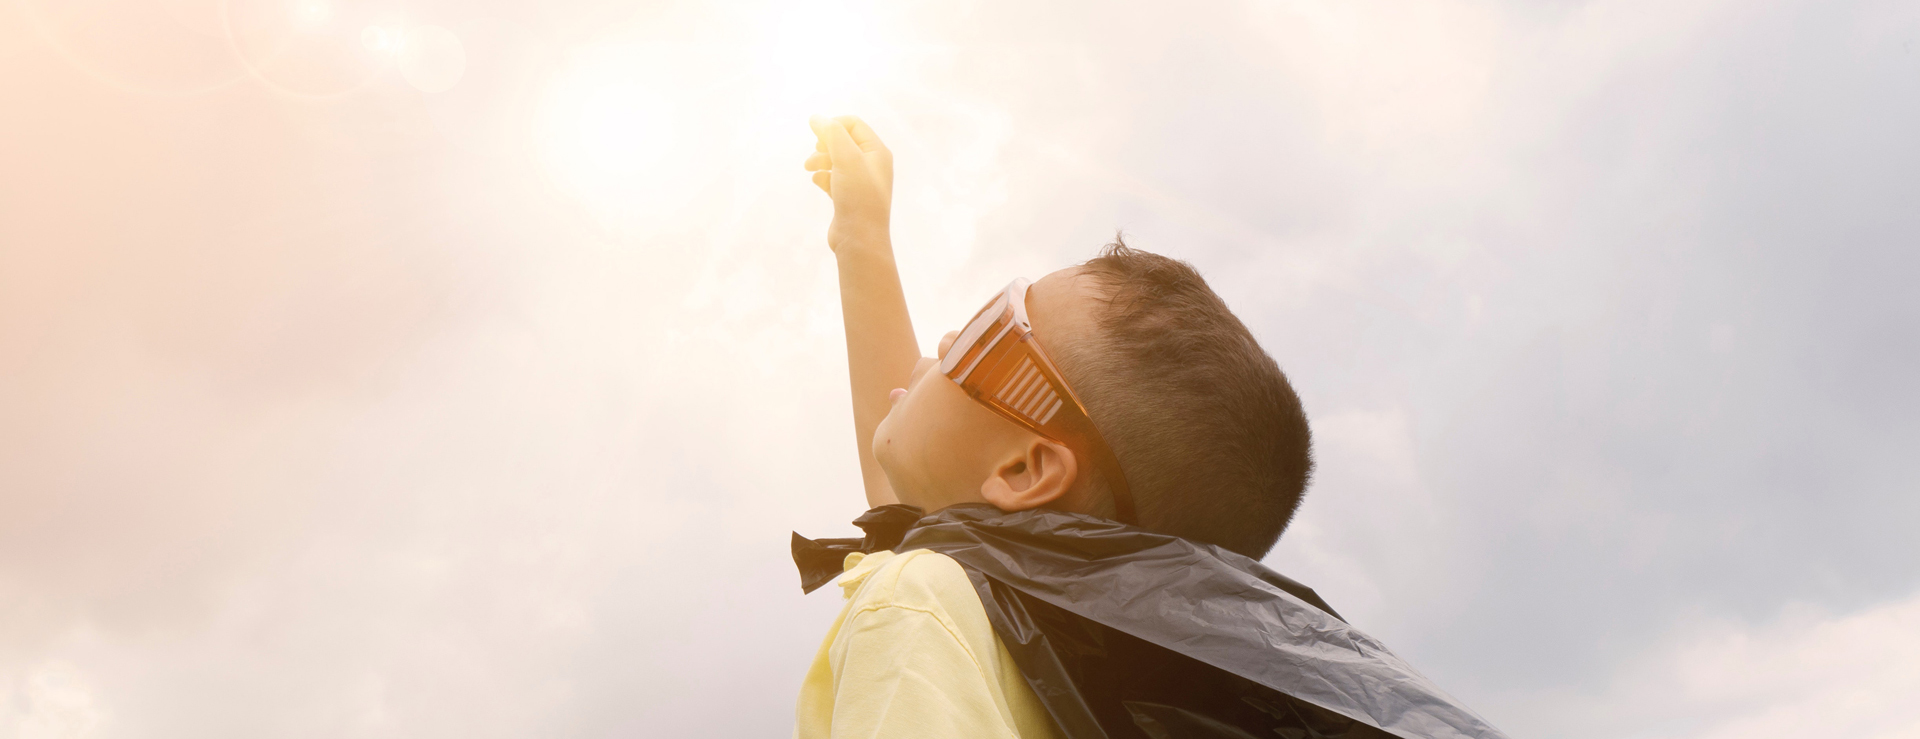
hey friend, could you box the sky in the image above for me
[2,0,1917,737]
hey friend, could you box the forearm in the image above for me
[835,236,918,508]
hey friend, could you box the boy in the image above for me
[792,116,1505,739]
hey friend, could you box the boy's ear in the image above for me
[980,438,1078,512]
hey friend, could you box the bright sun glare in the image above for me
[753,0,894,118]
[535,49,690,228]
[533,0,899,231]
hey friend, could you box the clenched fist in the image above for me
[805,115,893,254]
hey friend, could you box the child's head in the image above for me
[873,239,1313,558]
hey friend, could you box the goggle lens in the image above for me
[938,288,1012,378]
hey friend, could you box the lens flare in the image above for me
[577,85,676,176]
[291,0,331,29]
[397,25,465,93]
[360,25,403,54]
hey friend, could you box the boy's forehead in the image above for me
[1027,266,1100,342]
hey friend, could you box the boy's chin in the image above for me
[875,468,940,512]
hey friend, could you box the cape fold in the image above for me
[795,504,1508,739]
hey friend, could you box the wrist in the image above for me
[829,223,892,258]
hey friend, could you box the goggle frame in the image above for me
[938,279,1137,525]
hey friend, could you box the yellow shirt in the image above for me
[795,549,1063,739]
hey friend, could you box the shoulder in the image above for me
[841,549,978,615]
[819,551,1062,739]
[832,550,994,669]
[831,549,1008,688]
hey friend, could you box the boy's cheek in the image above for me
[873,405,939,505]
[874,384,944,470]
[871,397,917,467]
[871,413,900,480]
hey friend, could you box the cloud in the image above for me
[1,0,1915,735]
[1512,590,1920,739]
[2,662,106,739]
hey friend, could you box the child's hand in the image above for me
[806,115,893,253]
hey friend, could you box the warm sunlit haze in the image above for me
[3,0,1918,736]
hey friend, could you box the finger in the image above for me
[835,115,891,187]
[804,152,832,171]
[815,115,863,169]
[808,115,829,153]
[812,170,831,194]
[835,115,888,155]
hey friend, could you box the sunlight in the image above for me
[750,0,898,121]
[397,26,465,93]
[360,25,403,54]
[575,84,676,176]
[290,0,331,30]
[535,47,695,231]
[531,0,905,232]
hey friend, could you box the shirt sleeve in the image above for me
[827,604,1019,739]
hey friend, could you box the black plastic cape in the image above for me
[793,504,1507,739]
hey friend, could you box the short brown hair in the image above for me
[1052,238,1313,558]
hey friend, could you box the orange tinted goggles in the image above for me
[938,279,1137,524]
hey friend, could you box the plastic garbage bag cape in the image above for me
[793,503,1508,739]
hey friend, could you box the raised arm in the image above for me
[806,115,918,508]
